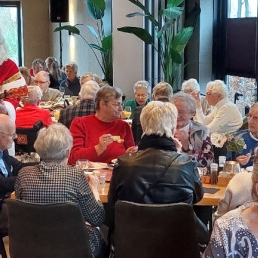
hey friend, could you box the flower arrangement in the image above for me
[211,132,246,153]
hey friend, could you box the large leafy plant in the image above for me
[54,0,113,85]
[117,0,200,91]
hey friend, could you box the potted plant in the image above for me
[117,0,200,91]
[54,0,113,85]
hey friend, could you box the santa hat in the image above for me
[0,59,26,93]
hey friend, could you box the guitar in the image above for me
[0,85,28,99]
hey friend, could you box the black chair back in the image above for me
[15,120,43,154]
[7,199,93,258]
[114,201,200,258]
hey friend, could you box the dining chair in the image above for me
[114,201,200,258]
[0,232,7,258]
[15,120,43,154]
[6,199,93,258]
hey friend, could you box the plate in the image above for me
[88,162,109,170]
[246,166,253,172]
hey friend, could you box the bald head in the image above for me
[0,114,16,151]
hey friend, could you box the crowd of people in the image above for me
[2,27,258,257]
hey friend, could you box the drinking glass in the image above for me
[76,159,89,171]
[123,106,132,119]
[59,86,65,98]
[53,109,60,120]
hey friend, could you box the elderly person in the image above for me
[59,80,99,128]
[192,80,242,134]
[15,123,105,257]
[123,80,151,118]
[0,114,28,232]
[172,92,214,167]
[182,78,211,116]
[108,101,209,244]
[203,165,258,257]
[60,62,80,96]
[132,81,173,144]
[226,102,258,167]
[35,71,62,102]
[80,72,103,86]
[30,58,46,77]
[16,86,52,128]
[19,66,35,85]
[69,86,136,165]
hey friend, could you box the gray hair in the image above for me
[133,80,150,94]
[80,72,102,85]
[206,80,227,98]
[95,85,122,110]
[79,80,100,100]
[32,58,46,69]
[22,86,42,104]
[181,78,200,93]
[171,92,196,113]
[140,101,178,138]
[34,123,73,162]
[64,62,78,74]
[152,82,173,101]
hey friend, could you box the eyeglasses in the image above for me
[135,93,148,98]
[108,102,123,109]
[0,132,17,138]
[35,80,48,85]
[247,113,258,120]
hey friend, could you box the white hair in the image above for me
[140,101,178,138]
[22,86,42,104]
[181,78,200,93]
[0,28,8,65]
[79,80,100,100]
[133,80,150,94]
[206,80,227,98]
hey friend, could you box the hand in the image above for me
[95,134,113,155]
[174,130,189,150]
[236,153,251,166]
[126,146,138,154]
[190,90,201,108]
[172,137,182,153]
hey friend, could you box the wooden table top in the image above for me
[99,182,226,206]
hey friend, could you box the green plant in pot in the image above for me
[117,0,200,91]
[54,0,113,85]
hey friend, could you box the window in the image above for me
[225,0,257,113]
[0,1,22,65]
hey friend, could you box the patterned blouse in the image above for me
[203,202,258,257]
[15,161,105,256]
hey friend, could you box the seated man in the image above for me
[60,62,80,96]
[172,92,214,167]
[35,71,62,102]
[59,80,99,128]
[225,103,258,167]
[192,80,242,134]
[108,101,209,245]
[0,114,29,232]
[16,86,52,128]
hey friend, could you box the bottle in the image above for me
[218,156,226,172]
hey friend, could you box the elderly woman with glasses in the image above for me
[15,123,105,257]
[123,80,151,119]
[69,85,136,165]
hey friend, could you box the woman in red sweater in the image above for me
[68,86,136,164]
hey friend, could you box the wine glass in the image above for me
[59,86,65,98]
[123,106,132,120]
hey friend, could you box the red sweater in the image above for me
[69,114,135,165]
[16,104,52,128]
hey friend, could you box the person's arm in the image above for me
[192,166,204,204]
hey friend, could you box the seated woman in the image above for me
[123,80,151,118]
[203,165,258,257]
[172,92,214,167]
[108,101,209,245]
[15,123,105,257]
[68,85,136,165]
